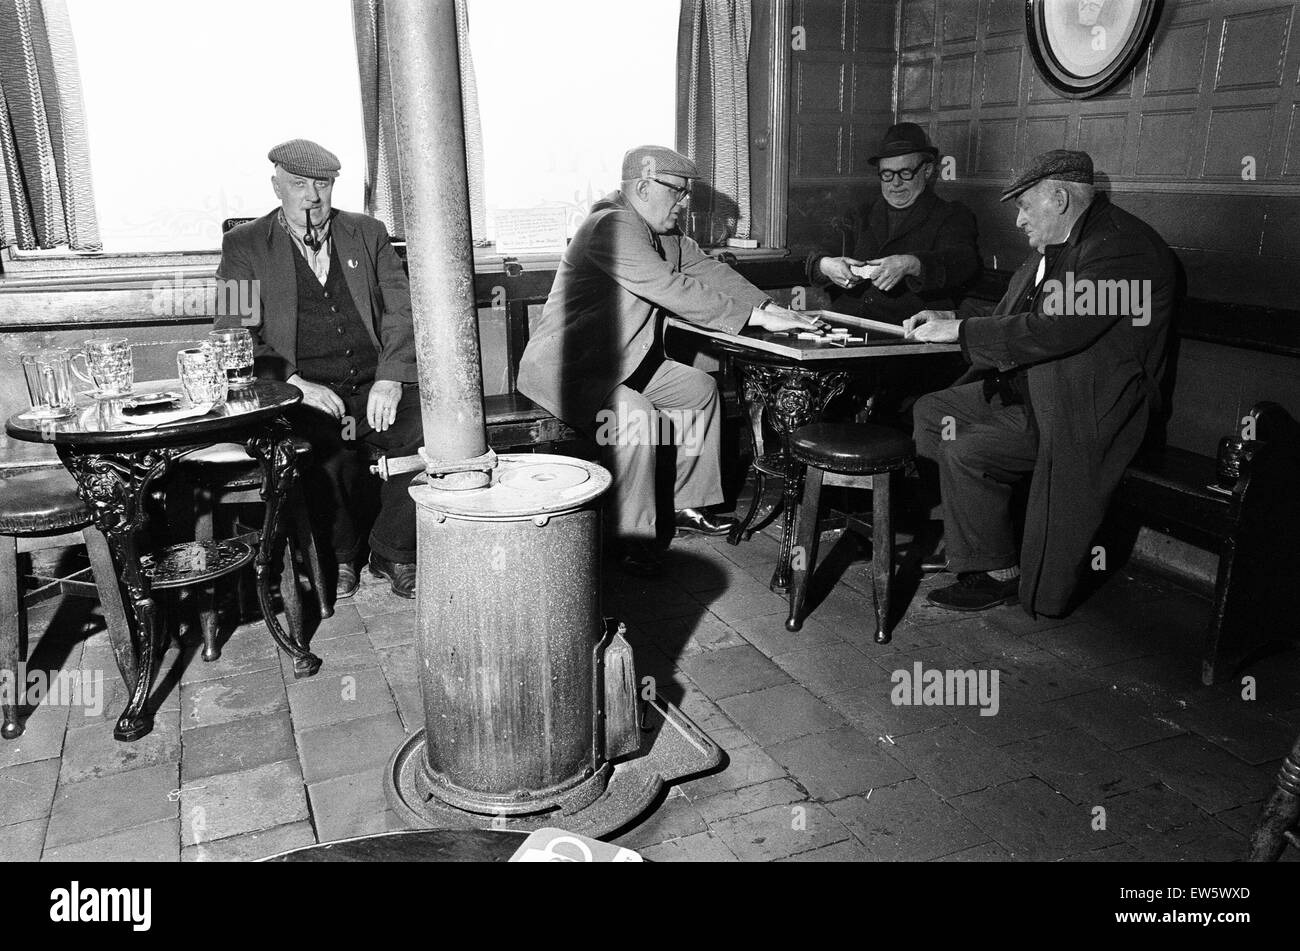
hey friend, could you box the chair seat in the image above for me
[790,423,914,475]
[0,469,91,535]
[183,436,313,466]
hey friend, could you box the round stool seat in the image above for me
[182,436,313,466]
[0,469,91,535]
[182,436,313,491]
[790,423,914,475]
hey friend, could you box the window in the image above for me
[64,0,365,253]
[9,0,787,264]
[465,0,679,244]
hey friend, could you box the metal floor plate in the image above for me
[385,693,723,839]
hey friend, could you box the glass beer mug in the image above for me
[70,338,135,398]
[207,328,255,387]
[20,349,78,419]
[177,344,228,406]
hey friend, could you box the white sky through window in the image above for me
[64,0,678,252]
[67,0,365,253]
[465,0,680,241]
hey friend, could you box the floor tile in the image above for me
[43,817,179,862]
[768,726,913,800]
[45,762,178,849]
[58,707,181,784]
[180,668,288,731]
[286,666,397,731]
[887,724,1028,798]
[183,820,317,861]
[0,817,47,862]
[718,683,848,746]
[180,759,308,846]
[295,711,406,784]
[830,779,988,861]
[952,777,1119,860]
[678,644,790,700]
[638,831,738,862]
[307,766,390,842]
[180,710,297,783]
[708,802,851,861]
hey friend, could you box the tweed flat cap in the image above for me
[268,139,341,179]
[621,145,701,182]
[1000,149,1094,201]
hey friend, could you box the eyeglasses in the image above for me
[877,163,930,183]
[652,178,692,201]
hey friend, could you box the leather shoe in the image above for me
[617,541,663,578]
[368,553,416,599]
[926,572,1019,611]
[674,507,738,537]
[336,563,359,599]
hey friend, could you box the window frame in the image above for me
[0,0,793,282]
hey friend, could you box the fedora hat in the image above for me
[868,123,939,166]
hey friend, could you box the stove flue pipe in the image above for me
[385,0,490,490]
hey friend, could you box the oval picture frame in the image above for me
[1025,0,1163,99]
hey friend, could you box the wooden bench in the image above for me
[964,270,1300,684]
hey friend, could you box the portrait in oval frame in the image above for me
[1025,0,1163,99]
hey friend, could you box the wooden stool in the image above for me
[1,468,126,739]
[1248,728,1300,860]
[179,439,328,662]
[785,422,915,643]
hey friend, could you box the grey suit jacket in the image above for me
[215,209,416,384]
[517,191,768,429]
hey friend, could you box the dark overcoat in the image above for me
[960,192,1176,615]
[806,189,981,324]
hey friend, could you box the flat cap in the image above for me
[268,139,341,179]
[1000,149,1093,201]
[869,122,939,166]
[622,145,701,182]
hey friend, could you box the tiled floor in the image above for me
[2,520,1297,862]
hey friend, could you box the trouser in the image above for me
[286,382,423,565]
[913,380,1038,573]
[598,359,725,541]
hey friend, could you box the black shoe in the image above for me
[336,563,359,599]
[927,572,1020,611]
[617,541,663,578]
[674,507,738,537]
[368,553,416,599]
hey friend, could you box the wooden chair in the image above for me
[1,468,127,739]
[784,422,915,644]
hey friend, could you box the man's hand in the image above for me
[903,309,961,343]
[864,254,921,293]
[748,304,830,334]
[367,379,403,433]
[819,256,865,289]
[287,374,346,418]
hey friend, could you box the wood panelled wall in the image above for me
[787,0,899,259]
[789,0,1300,311]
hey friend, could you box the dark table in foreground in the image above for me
[5,380,320,740]
[264,829,529,862]
[669,317,959,591]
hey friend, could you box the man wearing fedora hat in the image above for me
[905,149,1176,616]
[518,145,818,576]
[216,139,422,600]
[807,123,981,327]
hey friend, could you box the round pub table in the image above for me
[5,380,321,741]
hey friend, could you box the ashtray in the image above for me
[121,391,185,416]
